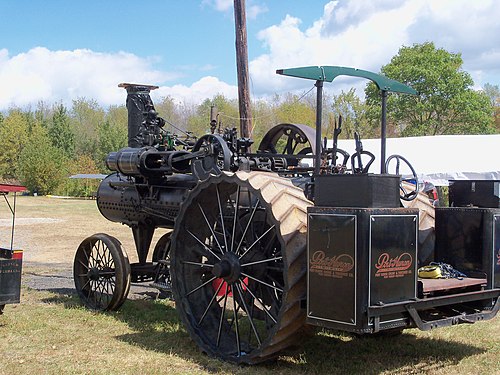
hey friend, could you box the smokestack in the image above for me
[118,83,159,148]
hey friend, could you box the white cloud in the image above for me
[247,4,268,20]
[0,47,237,110]
[2,1,499,109]
[154,76,238,104]
[0,47,176,110]
[249,0,500,96]
[202,0,233,12]
[202,0,268,19]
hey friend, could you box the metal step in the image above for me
[150,281,172,292]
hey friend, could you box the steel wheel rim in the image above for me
[172,177,287,362]
[74,234,127,311]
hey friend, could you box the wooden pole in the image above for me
[234,0,252,138]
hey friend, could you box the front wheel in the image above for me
[171,171,311,364]
[73,233,131,311]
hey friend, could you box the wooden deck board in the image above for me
[419,277,487,294]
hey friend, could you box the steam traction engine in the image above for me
[74,67,500,364]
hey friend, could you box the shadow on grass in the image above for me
[42,290,485,374]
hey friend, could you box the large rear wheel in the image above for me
[171,171,311,363]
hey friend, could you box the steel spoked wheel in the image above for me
[74,233,131,311]
[152,233,173,298]
[171,171,311,363]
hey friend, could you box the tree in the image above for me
[0,110,30,179]
[483,83,500,131]
[49,103,75,158]
[273,93,316,127]
[96,119,127,171]
[59,154,101,197]
[365,42,495,136]
[17,122,66,194]
[188,94,239,136]
[71,98,105,156]
[330,88,374,139]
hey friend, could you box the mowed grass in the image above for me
[0,287,498,375]
[0,196,499,374]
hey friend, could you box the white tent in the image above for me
[331,134,500,186]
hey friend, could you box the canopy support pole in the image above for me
[380,90,388,174]
[314,80,324,175]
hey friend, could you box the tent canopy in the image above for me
[328,134,500,186]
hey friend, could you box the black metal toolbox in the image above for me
[0,248,23,306]
[307,206,418,332]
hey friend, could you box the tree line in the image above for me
[0,42,498,195]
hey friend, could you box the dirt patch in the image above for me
[0,218,63,226]
[1,196,169,300]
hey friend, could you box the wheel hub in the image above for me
[88,267,101,281]
[212,252,241,284]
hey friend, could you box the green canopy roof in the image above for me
[276,66,417,95]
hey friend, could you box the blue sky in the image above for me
[0,0,499,109]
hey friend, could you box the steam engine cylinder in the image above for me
[106,147,191,176]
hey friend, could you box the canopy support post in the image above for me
[314,80,324,175]
[380,90,388,174]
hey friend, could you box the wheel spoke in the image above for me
[230,186,241,253]
[197,280,224,326]
[78,259,89,270]
[242,280,277,324]
[241,271,283,293]
[216,285,229,347]
[240,256,283,267]
[266,273,285,291]
[232,288,241,358]
[96,280,105,307]
[235,283,261,346]
[216,186,229,253]
[185,276,217,297]
[239,225,276,260]
[235,198,261,255]
[82,243,91,263]
[198,203,224,254]
[95,241,104,266]
[80,278,91,292]
[97,271,116,277]
[187,229,221,261]
[181,260,214,268]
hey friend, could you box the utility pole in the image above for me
[234,0,252,138]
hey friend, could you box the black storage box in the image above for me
[435,207,500,288]
[314,174,401,208]
[0,248,23,305]
[449,180,500,208]
[307,207,418,332]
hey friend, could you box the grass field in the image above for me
[0,196,499,374]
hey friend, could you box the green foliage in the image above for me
[365,42,495,136]
[188,94,239,136]
[0,109,30,179]
[483,83,500,131]
[71,97,105,157]
[274,92,315,126]
[17,122,66,194]
[57,154,101,197]
[96,119,127,171]
[330,88,374,139]
[48,103,75,158]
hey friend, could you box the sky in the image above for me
[0,0,499,111]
